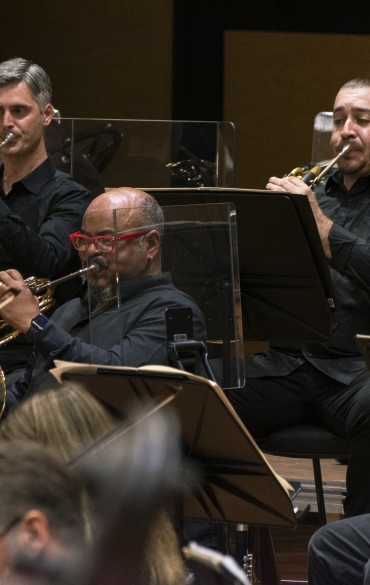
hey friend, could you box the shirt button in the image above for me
[73,326,82,332]
[307,352,312,357]
[348,198,352,202]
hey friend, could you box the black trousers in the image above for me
[308,514,370,585]
[227,362,370,517]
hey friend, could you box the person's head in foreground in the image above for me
[0,383,187,585]
[0,439,86,584]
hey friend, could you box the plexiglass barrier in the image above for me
[46,118,235,195]
[161,203,244,389]
[311,111,334,165]
[83,202,244,389]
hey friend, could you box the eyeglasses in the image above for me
[69,230,150,253]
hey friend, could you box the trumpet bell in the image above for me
[0,265,97,348]
[0,277,55,348]
[0,266,95,418]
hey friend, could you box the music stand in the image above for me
[146,188,335,342]
[50,360,296,529]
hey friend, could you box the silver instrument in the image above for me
[0,133,15,149]
[30,263,99,293]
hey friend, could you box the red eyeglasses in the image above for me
[69,230,150,253]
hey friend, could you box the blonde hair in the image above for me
[0,382,116,459]
[0,383,186,585]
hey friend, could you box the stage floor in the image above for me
[265,454,347,583]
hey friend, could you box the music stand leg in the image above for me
[235,523,249,570]
[250,526,281,585]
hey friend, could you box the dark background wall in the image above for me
[172,0,370,121]
[1,0,173,119]
[173,0,370,187]
[224,30,370,188]
[2,0,370,188]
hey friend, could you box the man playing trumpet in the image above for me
[0,187,206,413]
[0,57,92,387]
[228,78,370,519]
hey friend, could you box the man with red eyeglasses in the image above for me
[0,187,206,414]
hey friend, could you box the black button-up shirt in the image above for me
[247,171,370,384]
[0,155,91,277]
[5,272,207,412]
[0,156,92,371]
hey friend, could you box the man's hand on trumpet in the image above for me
[266,175,314,194]
[0,270,40,333]
[266,175,334,259]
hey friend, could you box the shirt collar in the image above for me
[119,272,172,299]
[0,155,57,196]
[326,170,370,196]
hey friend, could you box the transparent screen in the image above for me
[161,202,244,389]
[46,118,235,195]
[311,111,334,165]
[83,201,244,388]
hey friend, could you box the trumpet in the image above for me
[0,263,98,347]
[0,262,98,418]
[287,144,351,189]
[0,133,15,149]
[27,263,98,294]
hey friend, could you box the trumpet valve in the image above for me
[310,165,322,177]
[286,167,304,178]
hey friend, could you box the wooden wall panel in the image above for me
[0,0,172,119]
[224,31,370,188]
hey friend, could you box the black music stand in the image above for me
[147,188,335,342]
[50,360,296,530]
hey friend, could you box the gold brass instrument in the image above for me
[0,368,5,418]
[27,263,98,294]
[0,295,16,417]
[0,277,54,348]
[0,131,17,414]
[0,263,98,415]
[286,144,351,189]
[0,134,97,414]
[0,133,15,149]
[0,263,98,347]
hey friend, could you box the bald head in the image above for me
[85,188,164,235]
[86,188,153,213]
[80,188,163,298]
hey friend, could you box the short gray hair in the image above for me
[0,57,52,111]
[138,195,164,236]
